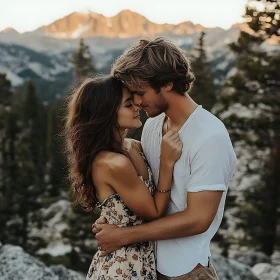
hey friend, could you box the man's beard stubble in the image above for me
[146,94,169,118]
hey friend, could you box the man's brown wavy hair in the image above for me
[111,37,195,94]
[64,75,126,211]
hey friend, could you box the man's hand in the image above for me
[94,224,127,256]
[92,216,107,234]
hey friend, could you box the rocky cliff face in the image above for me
[36,10,205,39]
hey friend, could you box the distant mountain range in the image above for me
[0,9,276,101]
[0,10,244,101]
[0,9,248,55]
[2,10,208,39]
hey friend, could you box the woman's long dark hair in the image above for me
[64,75,125,211]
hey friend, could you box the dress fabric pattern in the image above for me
[87,151,157,280]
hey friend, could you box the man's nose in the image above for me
[133,104,140,112]
[133,95,142,106]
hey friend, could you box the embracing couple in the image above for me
[65,37,236,279]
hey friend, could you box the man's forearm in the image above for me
[122,210,206,246]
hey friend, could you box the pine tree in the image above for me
[22,81,46,179]
[69,38,96,81]
[0,73,12,106]
[0,81,47,252]
[0,73,13,236]
[46,99,68,197]
[190,31,216,111]
[0,73,12,188]
[213,0,280,255]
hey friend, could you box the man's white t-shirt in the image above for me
[141,105,236,277]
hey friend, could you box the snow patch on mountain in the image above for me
[71,24,90,39]
[28,62,55,81]
[0,65,23,85]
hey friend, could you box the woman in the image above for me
[64,75,182,279]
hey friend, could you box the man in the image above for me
[93,37,236,279]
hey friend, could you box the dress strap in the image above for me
[133,140,145,158]
[133,140,153,182]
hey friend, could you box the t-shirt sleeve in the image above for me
[187,132,236,192]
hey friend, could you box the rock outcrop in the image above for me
[1,242,279,280]
[0,243,84,280]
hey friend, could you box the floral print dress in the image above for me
[87,150,157,280]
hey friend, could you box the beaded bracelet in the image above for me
[156,188,171,193]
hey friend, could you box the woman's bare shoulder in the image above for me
[93,151,132,172]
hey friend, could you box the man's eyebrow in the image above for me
[130,91,145,95]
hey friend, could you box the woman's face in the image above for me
[117,87,142,129]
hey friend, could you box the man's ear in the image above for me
[163,82,173,92]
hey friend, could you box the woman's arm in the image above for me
[103,131,182,221]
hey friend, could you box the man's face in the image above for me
[126,82,168,118]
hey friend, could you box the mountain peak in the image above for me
[116,9,140,16]
[1,27,19,34]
